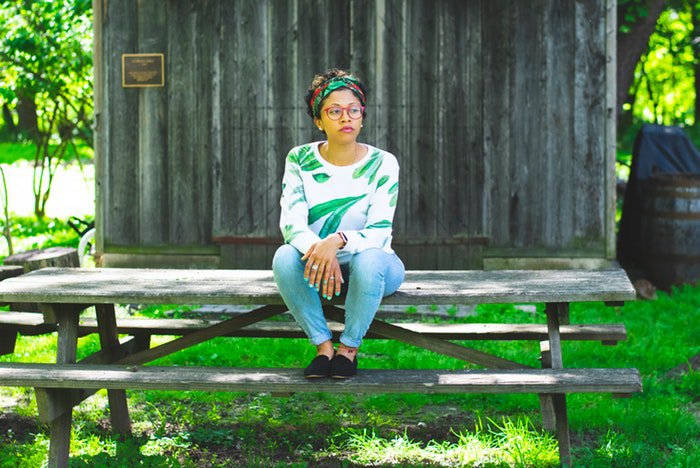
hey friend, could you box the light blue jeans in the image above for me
[272,244,405,348]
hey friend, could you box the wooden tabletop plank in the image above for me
[0,268,636,305]
[0,363,643,394]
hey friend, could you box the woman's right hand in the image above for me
[302,237,344,299]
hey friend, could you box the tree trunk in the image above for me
[2,103,17,134]
[617,0,667,122]
[16,94,38,136]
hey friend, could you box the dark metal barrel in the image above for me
[642,173,700,289]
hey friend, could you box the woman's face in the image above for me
[315,88,363,142]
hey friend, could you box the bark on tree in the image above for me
[617,0,667,121]
[2,103,16,134]
[16,95,38,136]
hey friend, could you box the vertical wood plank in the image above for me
[137,0,169,244]
[104,0,139,246]
[605,0,618,259]
[266,1,298,239]
[166,0,197,244]
[483,0,512,247]
[93,0,106,259]
[544,1,575,248]
[95,304,132,436]
[574,0,607,253]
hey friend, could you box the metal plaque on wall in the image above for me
[122,53,165,87]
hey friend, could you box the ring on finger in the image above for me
[311,264,318,270]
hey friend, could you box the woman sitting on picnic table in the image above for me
[272,68,405,379]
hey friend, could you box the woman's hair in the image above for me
[304,68,369,119]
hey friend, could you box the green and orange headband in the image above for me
[310,76,366,118]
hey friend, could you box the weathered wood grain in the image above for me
[0,311,628,343]
[324,306,530,369]
[0,268,636,305]
[137,0,168,245]
[117,305,286,365]
[96,304,132,436]
[97,0,613,269]
[0,364,643,394]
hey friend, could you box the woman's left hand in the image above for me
[302,235,344,295]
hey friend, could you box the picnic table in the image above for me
[0,267,642,467]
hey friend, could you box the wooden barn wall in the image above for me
[95,0,613,269]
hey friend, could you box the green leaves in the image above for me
[308,195,366,224]
[388,182,399,207]
[353,150,383,185]
[308,195,367,239]
[366,220,392,229]
[288,185,306,208]
[312,173,331,183]
[282,224,303,243]
[289,145,322,172]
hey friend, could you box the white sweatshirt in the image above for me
[279,141,400,264]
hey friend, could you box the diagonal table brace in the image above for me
[118,304,287,365]
[38,304,288,424]
[323,306,530,370]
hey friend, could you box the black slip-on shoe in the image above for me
[329,354,358,379]
[304,354,332,378]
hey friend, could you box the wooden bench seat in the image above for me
[0,311,627,344]
[0,362,642,395]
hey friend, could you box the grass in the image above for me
[0,286,698,466]
[0,141,93,165]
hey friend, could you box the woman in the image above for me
[272,69,405,379]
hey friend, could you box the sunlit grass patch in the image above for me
[322,417,558,467]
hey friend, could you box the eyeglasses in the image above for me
[322,104,365,121]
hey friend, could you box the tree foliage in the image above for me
[0,0,92,218]
[620,0,700,128]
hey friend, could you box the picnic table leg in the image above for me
[95,304,132,436]
[545,302,572,467]
[538,341,556,431]
[39,305,81,468]
[0,330,17,355]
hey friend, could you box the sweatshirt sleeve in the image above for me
[342,153,399,254]
[279,153,321,255]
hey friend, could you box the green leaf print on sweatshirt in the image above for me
[282,224,304,243]
[353,150,383,185]
[312,173,331,183]
[290,145,322,172]
[366,219,392,229]
[376,175,390,189]
[308,195,366,224]
[388,182,399,207]
[288,185,306,209]
[308,195,367,239]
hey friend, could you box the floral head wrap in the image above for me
[310,75,366,118]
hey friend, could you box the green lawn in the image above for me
[0,288,698,467]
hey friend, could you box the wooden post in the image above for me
[95,304,132,436]
[538,340,556,431]
[545,302,571,467]
[0,331,17,356]
[35,304,81,468]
